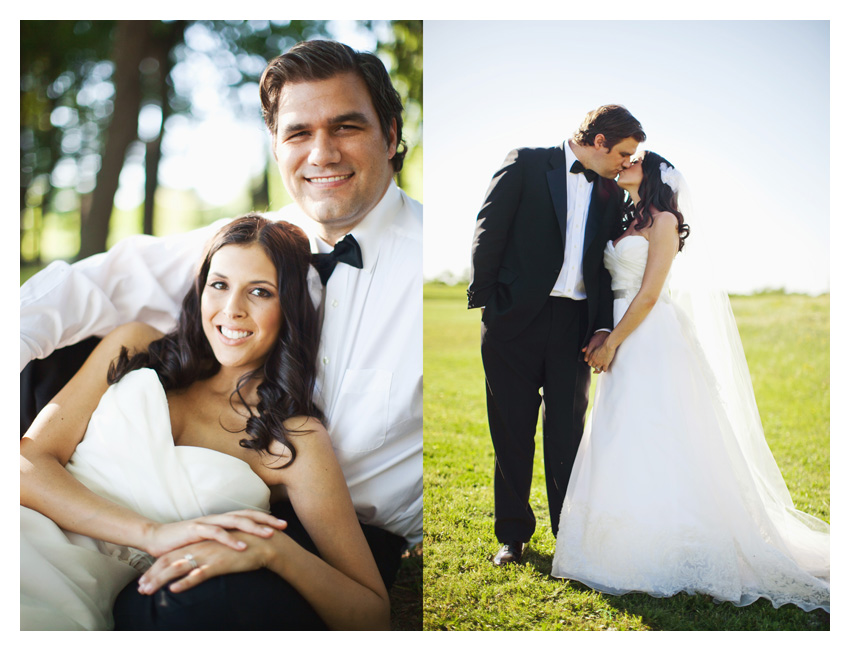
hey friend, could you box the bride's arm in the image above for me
[267,418,390,629]
[587,213,680,371]
[20,323,284,556]
[20,223,221,372]
[139,417,391,630]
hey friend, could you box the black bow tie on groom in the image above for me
[312,234,363,286]
[570,159,598,183]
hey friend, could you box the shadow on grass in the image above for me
[523,549,829,631]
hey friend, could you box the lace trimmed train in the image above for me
[551,237,829,612]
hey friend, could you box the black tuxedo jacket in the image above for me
[468,143,622,343]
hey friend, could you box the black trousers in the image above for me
[20,336,101,437]
[112,501,405,630]
[21,339,407,630]
[481,297,591,543]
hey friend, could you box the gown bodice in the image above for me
[21,368,272,630]
[67,368,271,526]
[604,235,671,303]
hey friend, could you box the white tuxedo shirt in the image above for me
[550,141,593,300]
[20,181,423,543]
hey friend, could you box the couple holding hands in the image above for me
[20,41,828,632]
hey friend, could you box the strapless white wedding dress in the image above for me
[20,368,271,630]
[551,236,830,612]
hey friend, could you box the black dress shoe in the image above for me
[493,541,524,566]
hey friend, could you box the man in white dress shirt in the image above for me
[20,40,422,630]
[468,105,644,567]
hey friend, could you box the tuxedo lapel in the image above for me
[583,180,606,255]
[546,146,567,246]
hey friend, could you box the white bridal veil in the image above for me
[666,169,829,579]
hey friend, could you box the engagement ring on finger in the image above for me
[184,553,199,570]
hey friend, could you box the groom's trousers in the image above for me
[111,500,406,630]
[481,296,591,543]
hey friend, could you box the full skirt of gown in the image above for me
[551,237,829,612]
[20,368,272,630]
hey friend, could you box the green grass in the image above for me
[423,283,829,631]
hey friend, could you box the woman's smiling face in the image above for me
[201,243,282,373]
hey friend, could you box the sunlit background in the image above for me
[131,21,420,208]
[424,20,829,295]
[20,19,422,281]
[10,13,847,629]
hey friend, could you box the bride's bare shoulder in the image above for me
[261,416,333,485]
[648,212,679,241]
[282,416,326,437]
[651,211,678,228]
[106,322,162,351]
[265,417,328,462]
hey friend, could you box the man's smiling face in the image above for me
[273,72,397,243]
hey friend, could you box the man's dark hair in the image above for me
[260,39,407,173]
[574,104,646,151]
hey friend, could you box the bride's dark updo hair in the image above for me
[623,151,690,252]
[108,213,324,467]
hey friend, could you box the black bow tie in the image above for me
[312,234,363,286]
[570,160,598,183]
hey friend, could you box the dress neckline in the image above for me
[611,234,648,251]
[130,369,266,480]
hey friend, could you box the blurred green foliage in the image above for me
[21,20,423,273]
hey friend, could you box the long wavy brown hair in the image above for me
[108,214,324,467]
[623,151,690,252]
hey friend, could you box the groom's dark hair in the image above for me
[574,104,646,151]
[259,39,407,173]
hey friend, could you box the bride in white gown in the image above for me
[20,215,390,630]
[551,152,829,613]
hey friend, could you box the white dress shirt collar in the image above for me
[308,181,402,275]
[565,139,577,167]
[564,139,592,185]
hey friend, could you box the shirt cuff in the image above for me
[20,338,34,372]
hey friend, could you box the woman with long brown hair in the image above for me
[552,152,829,613]
[21,214,389,630]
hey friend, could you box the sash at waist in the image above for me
[613,288,671,302]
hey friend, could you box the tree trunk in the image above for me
[143,140,161,236]
[77,21,150,260]
[142,21,183,236]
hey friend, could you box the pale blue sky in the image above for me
[424,20,830,294]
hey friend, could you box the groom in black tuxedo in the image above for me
[468,105,645,565]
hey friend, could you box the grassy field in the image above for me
[423,283,829,631]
